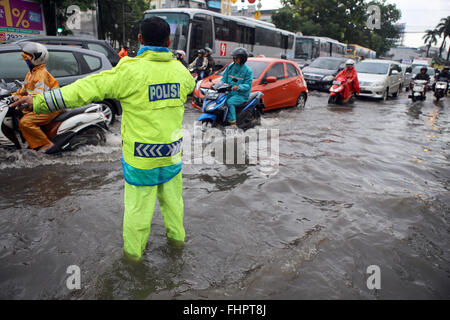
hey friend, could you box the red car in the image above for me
[192,57,308,110]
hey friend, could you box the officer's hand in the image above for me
[10,95,33,111]
[232,85,239,91]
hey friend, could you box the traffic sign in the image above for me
[254,11,261,20]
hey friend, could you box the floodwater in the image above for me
[0,90,449,299]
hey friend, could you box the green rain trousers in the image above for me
[123,171,185,259]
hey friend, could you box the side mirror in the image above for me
[265,76,277,83]
[391,70,399,75]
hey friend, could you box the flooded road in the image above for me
[0,90,449,299]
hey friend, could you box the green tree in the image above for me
[273,0,401,56]
[423,29,439,57]
[436,16,450,61]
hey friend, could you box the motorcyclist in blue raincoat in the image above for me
[222,47,253,128]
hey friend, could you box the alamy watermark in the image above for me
[175,127,280,177]
[366,5,381,30]
[366,265,381,290]
[66,265,81,290]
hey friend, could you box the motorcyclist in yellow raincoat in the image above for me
[14,42,61,152]
[12,17,196,261]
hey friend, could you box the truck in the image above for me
[411,57,432,69]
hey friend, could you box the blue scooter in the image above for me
[197,82,264,130]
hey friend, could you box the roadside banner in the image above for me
[0,0,45,41]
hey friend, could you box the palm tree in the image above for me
[423,29,439,57]
[436,16,450,59]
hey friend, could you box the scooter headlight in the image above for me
[206,102,217,111]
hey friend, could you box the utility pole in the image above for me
[122,0,126,47]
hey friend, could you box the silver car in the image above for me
[399,63,412,91]
[0,44,121,125]
[356,59,403,101]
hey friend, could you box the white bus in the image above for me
[294,35,347,64]
[142,8,296,69]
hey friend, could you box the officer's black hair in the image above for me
[140,17,170,46]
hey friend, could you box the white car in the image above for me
[399,63,413,91]
[355,59,403,101]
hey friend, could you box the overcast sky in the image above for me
[256,0,450,48]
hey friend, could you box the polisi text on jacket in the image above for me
[148,83,180,101]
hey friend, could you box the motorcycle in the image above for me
[197,82,264,131]
[434,80,448,102]
[409,80,428,102]
[0,80,108,154]
[328,75,355,104]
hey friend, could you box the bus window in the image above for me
[255,27,281,47]
[240,25,254,45]
[214,17,238,42]
[295,37,313,59]
[144,12,189,53]
[190,14,213,61]
[288,35,294,50]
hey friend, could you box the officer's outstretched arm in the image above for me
[32,65,131,114]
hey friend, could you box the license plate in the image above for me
[205,92,219,100]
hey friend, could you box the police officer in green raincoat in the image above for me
[11,17,196,261]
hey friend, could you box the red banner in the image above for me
[220,42,227,56]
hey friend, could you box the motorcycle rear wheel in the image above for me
[67,127,106,151]
[237,108,260,131]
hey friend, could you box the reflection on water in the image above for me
[0,93,449,299]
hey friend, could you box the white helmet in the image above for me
[345,59,355,66]
[22,42,49,66]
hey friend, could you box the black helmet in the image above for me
[198,49,205,55]
[231,47,248,65]
[420,66,427,71]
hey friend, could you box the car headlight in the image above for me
[370,81,384,87]
[195,80,203,91]
[322,75,335,81]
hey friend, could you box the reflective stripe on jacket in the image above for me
[15,64,59,96]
